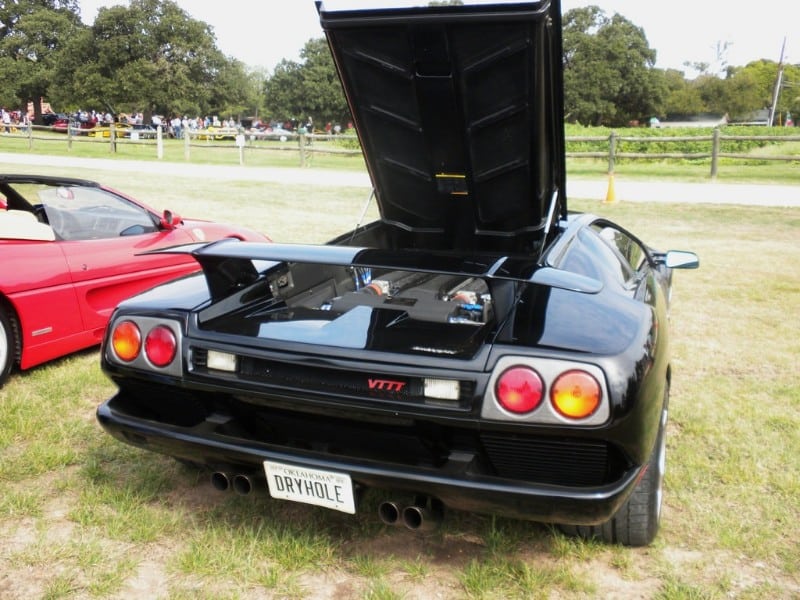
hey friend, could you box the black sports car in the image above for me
[96,0,698,546]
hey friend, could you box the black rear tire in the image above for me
[0,306,19,387]
[560,390,668,546]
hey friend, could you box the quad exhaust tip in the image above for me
[378,500,403,526]
[211,471,258,495]
[378,496,444,532]
[232,474,254,495]
[210,473,444,530]
[210,471,230,492]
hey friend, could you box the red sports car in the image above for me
[0,174,269,386]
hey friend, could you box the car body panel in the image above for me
[6,242,85,369]
[59,232,200,333]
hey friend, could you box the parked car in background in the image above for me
[0,174,269,387]
[51,118,96,135]
[96,0,697,546]
[256,126,294,142]
[87,122,133,138]
[195,126,239,141]
[127,124,159,139]
[42,112,69,127]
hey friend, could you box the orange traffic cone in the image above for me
[603,172,617,204]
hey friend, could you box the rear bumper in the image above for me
[97,396,641,526]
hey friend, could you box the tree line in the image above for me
[1,0,797,129]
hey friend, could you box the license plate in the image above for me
[263,460,356,514]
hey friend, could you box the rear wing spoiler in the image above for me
[146,239,602,301]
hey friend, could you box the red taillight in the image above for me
[111,320,141,362]
[551,370,601,419]
[144,325,177,367]
[495,367,544,414]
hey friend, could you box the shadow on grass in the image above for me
[78,439,561,569]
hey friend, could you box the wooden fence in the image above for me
[578,129,800,179]
[4,122,362,166]
[4,122,799,178]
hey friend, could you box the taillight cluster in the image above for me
[109,318,180,371]
[484,357,608,425]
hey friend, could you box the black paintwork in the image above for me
[97,210,673,526]
[95,1,693,536]
[320,0,566,254]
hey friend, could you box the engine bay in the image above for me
[273,264,494,327]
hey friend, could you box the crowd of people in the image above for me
[1,105,353,139]
[143,113,242,139]
[1,107,29,132]
[65,110,242,139]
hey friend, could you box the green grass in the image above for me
[0,154,799,598]
[0,130,370,171]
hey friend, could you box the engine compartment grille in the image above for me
[481,433,619,486]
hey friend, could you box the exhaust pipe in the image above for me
[212,471,264,495]
[210,471,230,492]
[402,497,444,532]
[379,496,444,531]
[232,474,254,496]
[378,500,403,526]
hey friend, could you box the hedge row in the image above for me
[564,124,800,159]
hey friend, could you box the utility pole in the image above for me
[768,38,787,127]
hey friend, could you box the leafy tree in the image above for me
[264,58,302,124]
[204,58,263,121]
[691,74,727,115]
[657,69,706,116]
[2,0,793,133]
[238,67,270,121]
[712,69,764,119]
[729,60,800,119]
[780,63,800,121]
[264,38,350,127]
[51,0,234,120]
[0,0,78,40]
[656,60,798,122]
[562,6,664,126]
[0,0,82,120]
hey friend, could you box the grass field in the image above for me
[0,157,799,599]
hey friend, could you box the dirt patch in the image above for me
[1,455,797,599]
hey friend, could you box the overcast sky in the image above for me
[78,0,795,76]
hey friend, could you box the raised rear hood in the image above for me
[318,0,566,254]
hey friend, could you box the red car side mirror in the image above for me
[161,209,182,229]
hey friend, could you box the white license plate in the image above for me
[263,460,356,514]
